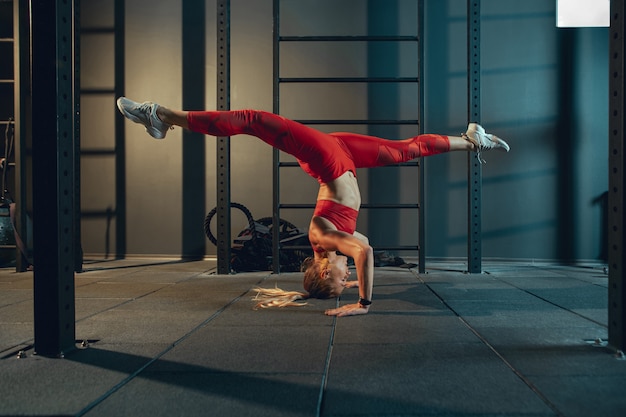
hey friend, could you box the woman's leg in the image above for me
[330,132,473,168]
[450,135,476,151]
[119,98,506,163]
[157,106,189,128]
[158,106,474,164]
[118,97,344,168]
[161,107,343,166]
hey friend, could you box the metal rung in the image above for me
[279,244,419,252]
[81,149,116,156]
[280,203,315,209]
[295,119,419,125]
[280,77,419,83]
[279,35,419,42]
[278,161,419,168]
[81,210,116,218]
[279,203,419,210]
[81,88,115,94]
[0,79,14,84]
[361,204,419,209]
[81,28,115,34]
[384,161,420,167]
[373,245,420,251]
[281,245,313,251]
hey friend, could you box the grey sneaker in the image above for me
[463,123,510,163]
[116,97,172,139]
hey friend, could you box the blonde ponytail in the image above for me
[252,255,337,310]
[252,286,309,309]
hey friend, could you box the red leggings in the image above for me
[187,109,449,172]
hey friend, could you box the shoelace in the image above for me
[136,101,153,116]
[150,104,174,131]
[130,101,156,127]
[462,132,487,164]
[137,102,173,131]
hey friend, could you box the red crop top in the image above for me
[313,199,359,234]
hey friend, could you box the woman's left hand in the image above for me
[325,303,369,317]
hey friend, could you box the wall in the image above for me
[79,0,608,263]
[423,0,608,262]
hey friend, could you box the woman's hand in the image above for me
[344,280,359,289]
[325,303,369,317]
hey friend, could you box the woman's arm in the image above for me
[325,239,373,317]
[310,217,374,316]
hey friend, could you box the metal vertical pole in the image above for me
[608,0,625,353]
[417,0,426,274]
[32,0,76,357]
[272,0,281,274]
[182,0,206,260]
[14,0,30,272]
[467,0,482,274]
[216,0,231,274]
[74,0,83,272]
[114,0,126,259]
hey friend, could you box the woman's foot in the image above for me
[116,97,173,139]
[463,123,510,163]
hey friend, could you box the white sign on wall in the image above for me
[557,0,610,27]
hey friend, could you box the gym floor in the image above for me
[0,259,624,417]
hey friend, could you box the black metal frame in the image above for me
[182,0,207,261]
[271,0,425,273]
[73,0,83,272]
[467,0,482,274]
[272,0,281,274]
[81,0,126,261]
[216,0,231,274]
[608,0,625,352]
[114,0,126,259]
[0,0,31,272]
[31,0,78,357]
[13,0,30,273]
[417,0,426,274]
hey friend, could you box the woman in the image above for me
[117,97,509,317]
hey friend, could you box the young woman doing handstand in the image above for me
[117,97,510,317]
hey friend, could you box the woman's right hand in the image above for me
[325,303,369,317]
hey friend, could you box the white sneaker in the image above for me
[463,123,510,163]
[116,97,172,139]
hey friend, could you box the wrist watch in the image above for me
[358,297,372,307]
